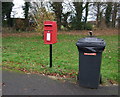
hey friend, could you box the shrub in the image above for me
[84,23,93,30]
[31,7,55,36]
[70,21,93,30]
[69,17,93,30]
[14,19,26,31]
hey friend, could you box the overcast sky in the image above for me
[10,0,95,21]
[11,0,25,18]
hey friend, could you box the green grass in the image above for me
[2,34,119,83]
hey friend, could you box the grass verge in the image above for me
[2,34,119,84]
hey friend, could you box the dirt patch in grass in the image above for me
[2,32,42,37]
[2,29,118,37]
[59,29,118,36]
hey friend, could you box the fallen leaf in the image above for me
[2,83,5,86]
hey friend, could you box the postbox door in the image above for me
[46,31,51,41]
[44,30,52,43]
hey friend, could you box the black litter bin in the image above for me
[76,31,106,89]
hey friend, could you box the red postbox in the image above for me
[44,21,57,44]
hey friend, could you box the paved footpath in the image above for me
[2,70,118,95]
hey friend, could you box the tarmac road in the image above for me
[2,70,119,95]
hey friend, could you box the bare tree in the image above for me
[61,1,74,29]
[72,2,91,30]
[105,2,113,27]
[111,2,118,28]
[29,1,55,35]
[89,2,106,28]
[51,2,63,30]
[96,2,106,27]
[2,2,14,27]
[84,2,89,23]
[61,12,71,29]
[22,2,31,28]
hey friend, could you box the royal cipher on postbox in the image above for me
[44,21,57,44]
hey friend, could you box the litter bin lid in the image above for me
[76,36,105,47]
[76,36,106,52]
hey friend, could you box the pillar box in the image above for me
[44,21,57,44]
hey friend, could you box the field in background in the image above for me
[2,28,118,37]
[2,29,119,85]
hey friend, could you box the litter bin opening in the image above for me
[76,37,106,52]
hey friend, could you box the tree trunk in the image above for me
[2,2,14,27]
[73,2,84,30]
[74,2,83,21]
[96,2,101,28]
[62,12,70,29]
[6,11,12,27]
[52,2,63,30]
[24,2,30,19]
[85,2,89,23]
[105,2,112,28]
[112,3,117,28]
[118,16,120,30]
[24,2,30,28]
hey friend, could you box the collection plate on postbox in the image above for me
[44,21,57,44]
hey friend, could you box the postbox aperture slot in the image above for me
[44,24,52,27]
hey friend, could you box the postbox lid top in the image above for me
[44,21,56,24]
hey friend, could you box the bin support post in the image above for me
[50,44,52,68]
